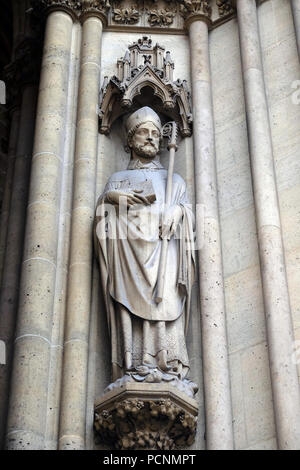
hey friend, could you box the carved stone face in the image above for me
[130,121,160,159]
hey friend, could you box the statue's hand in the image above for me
[106,190,150,207]
[160,205,183,240]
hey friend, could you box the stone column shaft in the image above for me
[237,0,300,449]
[0,86,37,448]
[44,22,82,450]
[5,10,73,449]
[188,17,234,450]
[59,15,103,450]
[291,0,300,58]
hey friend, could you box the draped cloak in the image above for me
[94,160,195,379]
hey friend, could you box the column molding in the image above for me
[291,0,300,58]
[236,0,300,450]
[44,21,82,450]
[5,8,74,449]
[58,10,105,451]
[0,35,42,448]
[184,10,234,450]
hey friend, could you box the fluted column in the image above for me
[5,7,74,449]
[291,0,300,58]
[184,2,234,450]
[58,6,107,450]
[236,0,300,449]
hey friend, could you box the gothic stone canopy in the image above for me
[99,36,193,137]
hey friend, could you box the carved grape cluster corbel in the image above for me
[94,397,197,450]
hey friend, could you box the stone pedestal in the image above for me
[94,383,198,450]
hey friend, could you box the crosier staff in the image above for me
[155,121,178,304]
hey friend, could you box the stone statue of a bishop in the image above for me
[94,107,196,392]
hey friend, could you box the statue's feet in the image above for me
[157,350,171,372]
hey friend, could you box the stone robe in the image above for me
[94,159,195,380]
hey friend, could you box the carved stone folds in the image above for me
[94,383,198,450]
[99,36,193,137]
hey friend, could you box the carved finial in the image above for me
[165,51,173,64]
[137,37,152,49]
[124,50,130,63]
[164,51,174,81]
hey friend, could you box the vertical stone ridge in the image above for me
[185,13,234,449]
[291,0,300,59]
[236,0,300,450]
[58,12,104,451]
[0,36,41,448]
[44,21,82,450]
[5,9,74,450]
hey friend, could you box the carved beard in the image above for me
[132,142,158,159]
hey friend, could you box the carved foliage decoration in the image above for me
[81,0,111,14]
[216,0,234,16]
[31,0,111,20]
[31,0,81,15]
[179,0,212,18]
[94,398,197,450]
[99,36,192,138]
[113,5,139,23]
[32,0,236,28]
[147,8,175,27]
